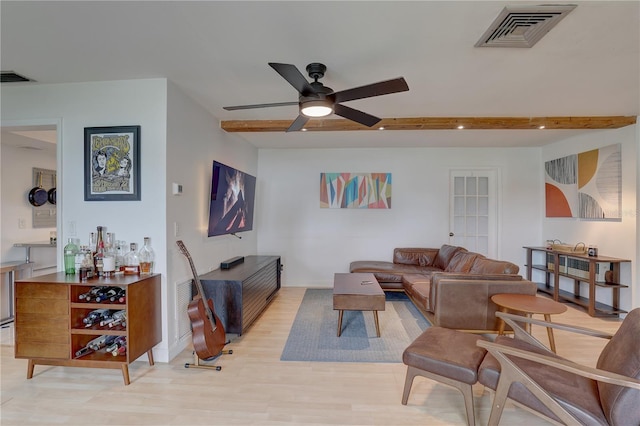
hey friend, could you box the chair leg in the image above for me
[402,365,476,426]
[402,365,419,405]
[487,375,510,426]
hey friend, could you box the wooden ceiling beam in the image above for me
[221,116,636,132]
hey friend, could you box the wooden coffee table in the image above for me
[491,293,567,353]
[333,273,385,337]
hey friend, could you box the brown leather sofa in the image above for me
[350,245,537,333]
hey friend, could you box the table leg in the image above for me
[497,308,507,335]
[544,314,557,353]
[373,311,380,337]
[337,310,344,337]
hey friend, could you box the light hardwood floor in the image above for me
[0,287,624,425]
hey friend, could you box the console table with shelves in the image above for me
[14,272,161,385]
[524,246,630,317]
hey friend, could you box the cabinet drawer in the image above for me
[15,314,69,342]
[16,283,68,299]
[15,342,69,359]
[16,298,68,315]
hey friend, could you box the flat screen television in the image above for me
[207,161,256,237]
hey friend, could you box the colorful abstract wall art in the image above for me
[545,144,621,220]
[320,173,392,209]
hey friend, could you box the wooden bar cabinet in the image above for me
[14,272,161,385]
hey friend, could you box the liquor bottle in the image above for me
[138,237,155,274]
[123,243,140,275]
[115,240,126,271]
[94,226,105,277]
[63,238,79,275]
[102,232,116,276]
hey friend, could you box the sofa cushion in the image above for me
[470,257,520,275]
[349,261,440,283]
[402,274,432,312]
[434,245,466,270]
[444,251,480,273]
[403,327,488,385]
[393,248,439,267]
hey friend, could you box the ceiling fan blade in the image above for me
[286,114,310,132]
[269,63,316,96]
[332,77,409,104]
[223,101,298,111]
[334,104,381,127]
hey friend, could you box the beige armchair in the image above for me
[477,310,640,425]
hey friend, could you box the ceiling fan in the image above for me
[223,63,409,132]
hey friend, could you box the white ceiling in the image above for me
[1,1,638,149]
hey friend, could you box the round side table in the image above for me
[491,294,567,353]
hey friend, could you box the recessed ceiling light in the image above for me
[378,126,385,130]
[539,125,545,130]
[457,125,464,130]
[301,128,307,132]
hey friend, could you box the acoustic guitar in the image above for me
[176,240,227,360]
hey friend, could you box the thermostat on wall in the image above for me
[172,182,183,195]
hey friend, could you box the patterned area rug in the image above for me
[281,288,429,363]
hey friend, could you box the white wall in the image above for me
[257,147,541,287]
[541,125,638,313]
[165,81,258,359]
[1,138,57,273]
[2,79,260,362]
[2,79,171,358]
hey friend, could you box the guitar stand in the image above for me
[184,343,233,371]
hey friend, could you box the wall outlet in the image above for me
[68,221,77,236]
[174,221,180,237]
[18,218,26,229]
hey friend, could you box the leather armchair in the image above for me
[477,310,640,425]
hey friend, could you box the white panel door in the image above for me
[449,169,498,257]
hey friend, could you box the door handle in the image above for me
[449,232,454,237]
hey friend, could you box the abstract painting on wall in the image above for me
[545,154,578,217]
[578,144,621,219]
[545,144,621,220]
[320,173,392,209]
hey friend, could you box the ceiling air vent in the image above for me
[475,4,577,48]
[1,71,35,83]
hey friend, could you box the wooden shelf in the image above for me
[14,273,161,385]
[525,247,630,317]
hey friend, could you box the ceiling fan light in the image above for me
[301,100,333,118]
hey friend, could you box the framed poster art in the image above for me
[84,125,141,201]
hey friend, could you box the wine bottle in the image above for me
[75,335,108,358]
[106,336,126,354]
[95,226,105,277]
[95,287,121,303]
[83,309,111,327]
[108,310,127,328]
[110,288,126,303]
[79,286,106,302]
